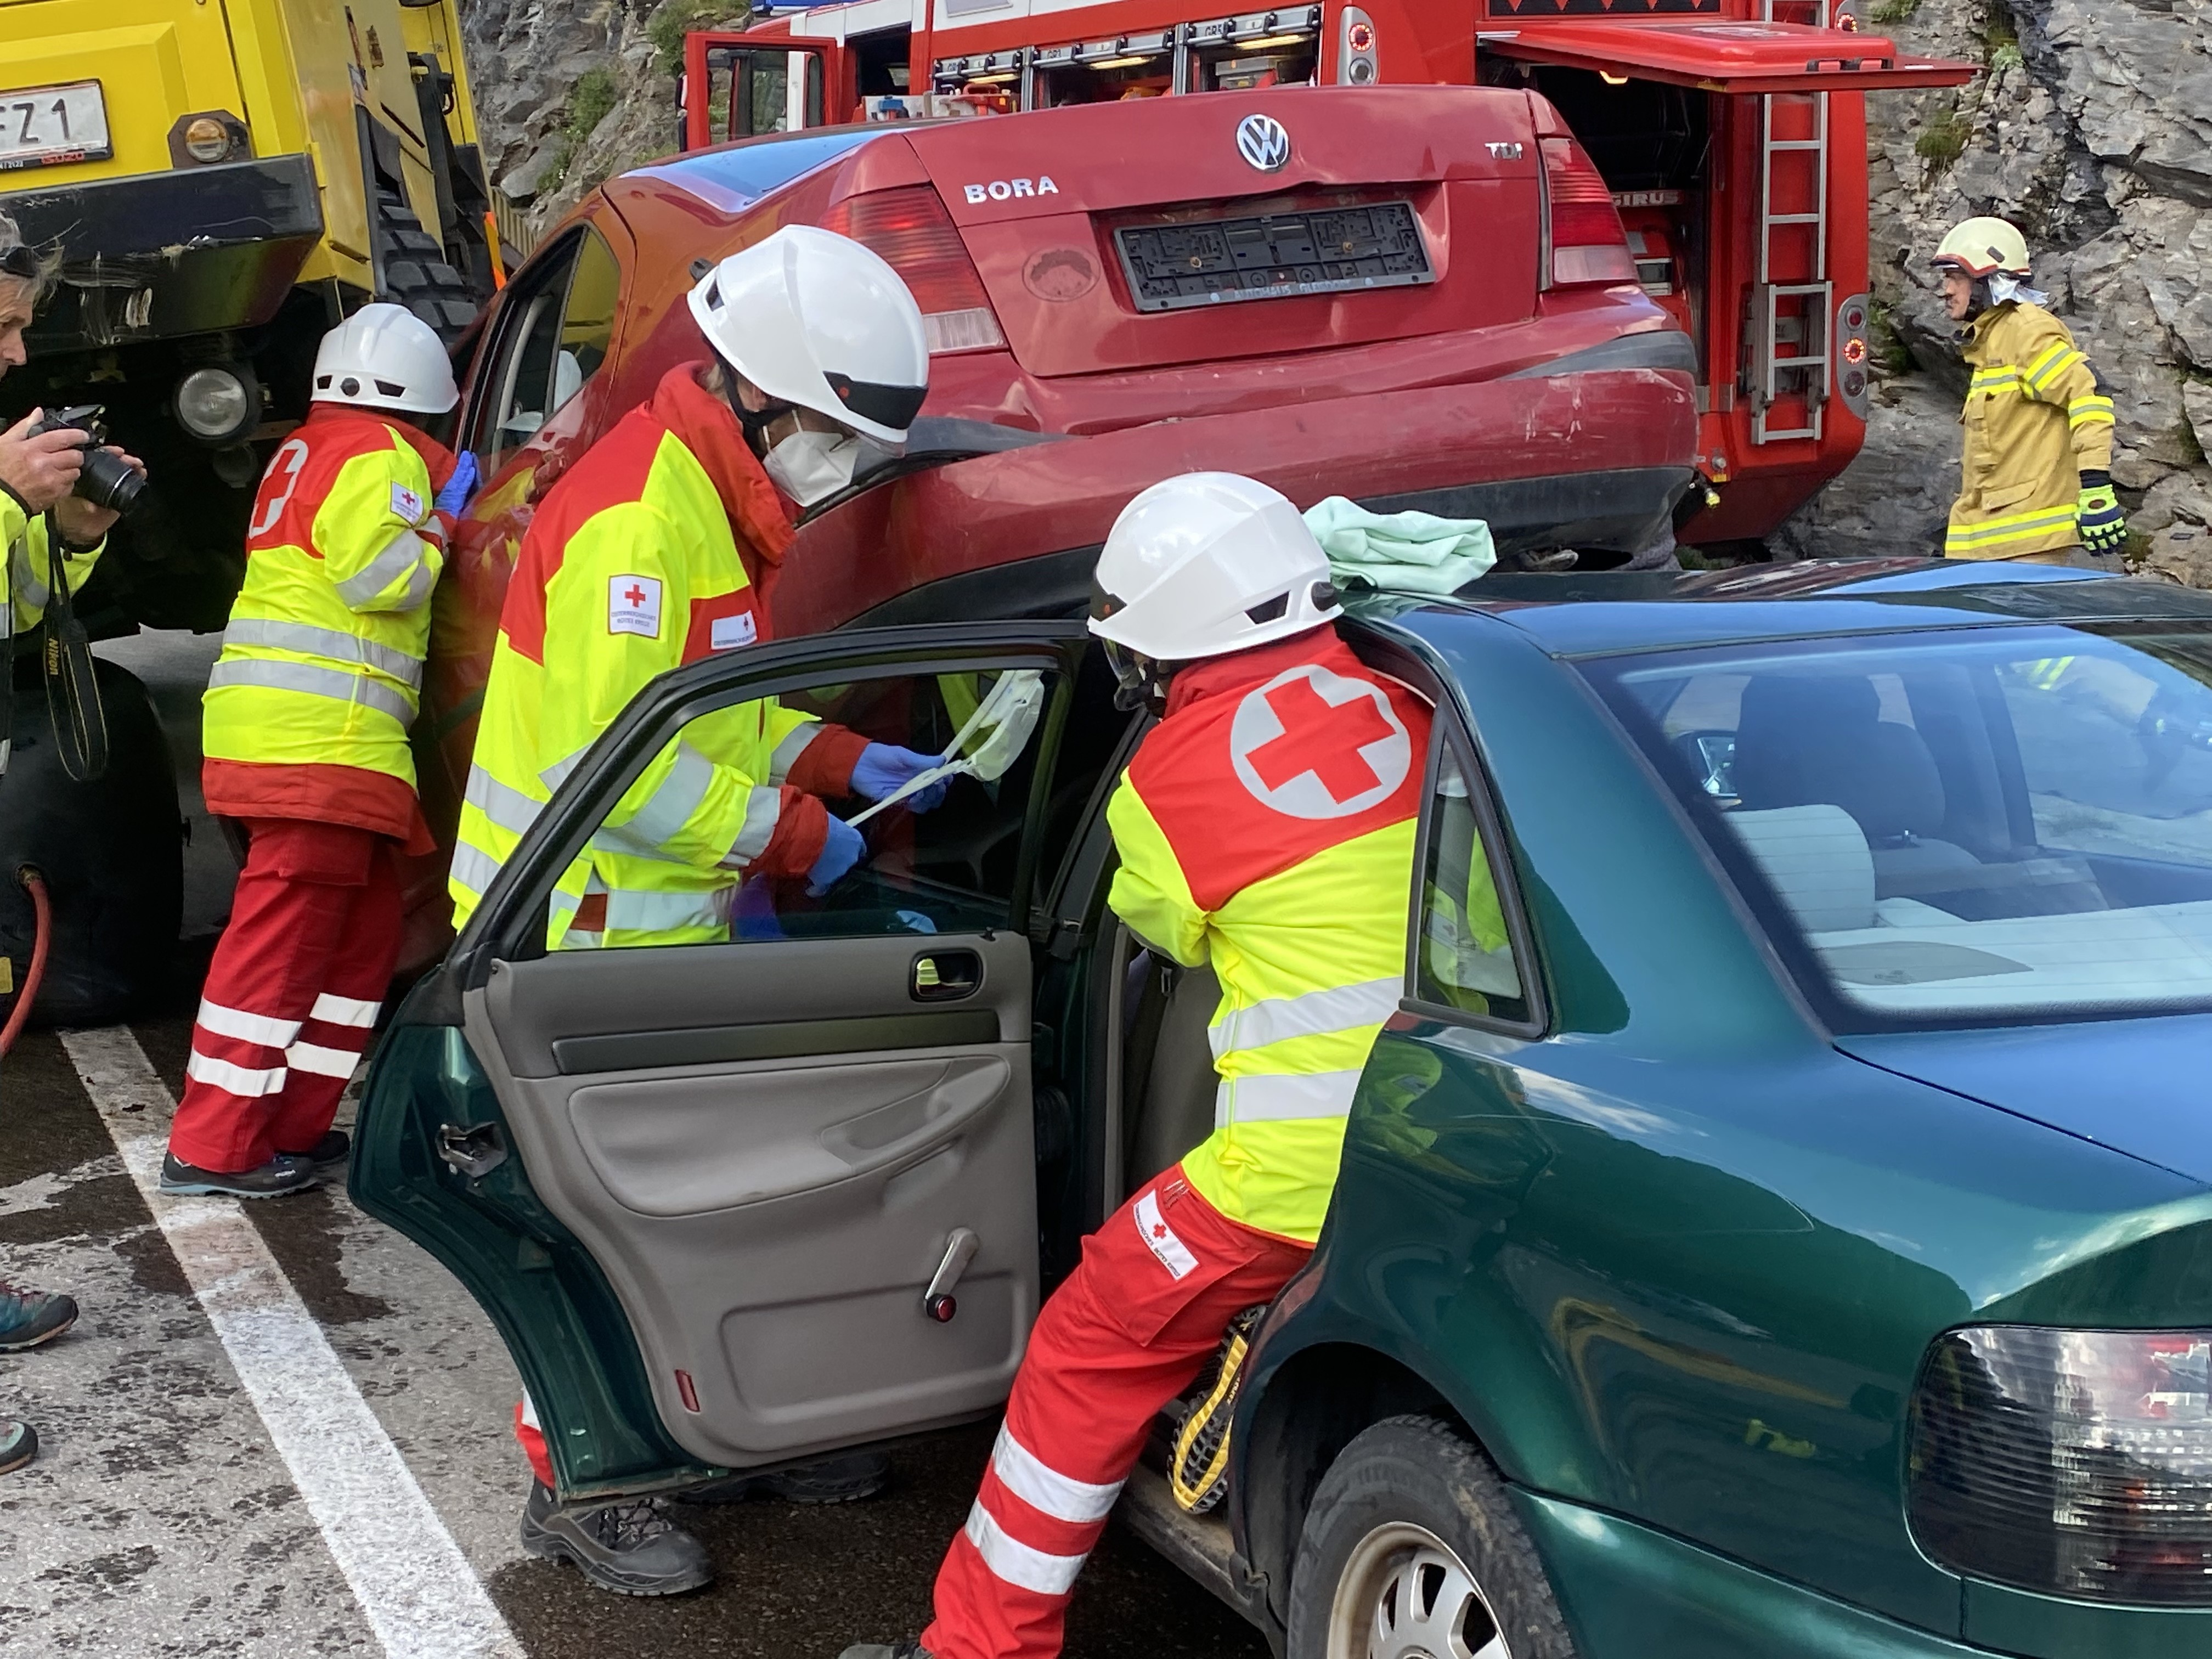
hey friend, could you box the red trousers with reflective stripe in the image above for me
[168,818,403,1173]
[921,1166,1311,1659]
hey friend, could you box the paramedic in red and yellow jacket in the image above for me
[165,304,473,1200]
[847,473,1433,1659]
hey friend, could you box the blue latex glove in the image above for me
[433,451,479,518]
[850,742,950,812]
[807,814,866,896]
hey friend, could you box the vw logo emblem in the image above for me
[1235,112,1291,173]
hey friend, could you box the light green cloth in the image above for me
[1303,495,1496,595]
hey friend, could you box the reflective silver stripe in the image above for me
[1218,1069,1365,1125]
[222,617,425,690]
[195,998,302,1048]
[962,1499,1087,1596]
[727,788,782,866]
[185,1049,287,1098]
[311,992,380,1029]
[390,558,436,613]
[540,746,591,792]
[990,1425,1122,1525]
[599,887,723,935]
[448,842,505,899]
[11,545,46,611]
[205,658,415,725]
[610,743,716,854]
[464,765,543,837]
[767,723,820,786]
[285,1040,360,1079]
[332,527,432,607]
[1209,977,1401,1060]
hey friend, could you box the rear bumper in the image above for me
[14,154,324,351]
[781,366,1699,635]
[1517,1492,1988,1659]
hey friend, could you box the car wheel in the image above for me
[1288,1415,1578,1659]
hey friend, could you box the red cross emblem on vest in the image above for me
[1228,664,1412,819]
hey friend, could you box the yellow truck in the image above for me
[0,0,498,1019]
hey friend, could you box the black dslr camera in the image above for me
[27,404,144,515]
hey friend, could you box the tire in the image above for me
[372,187,479,346]
[1288,1415,1579,1659]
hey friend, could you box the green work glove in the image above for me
[2077,471,2129,557]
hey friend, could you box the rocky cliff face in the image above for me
[1781,0,2212,582]
[460,0,741,236]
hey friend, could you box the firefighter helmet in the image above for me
[311,302,459,415]
[1932,217,2032,279]
[687,226,929,447]
[1088,472,1341,665]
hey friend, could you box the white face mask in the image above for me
[763,428,861,507]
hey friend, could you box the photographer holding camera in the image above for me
[0,212,144,1476]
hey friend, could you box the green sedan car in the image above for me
[356,558,2212,1657]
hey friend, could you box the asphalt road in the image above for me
[0,634,1272,1658]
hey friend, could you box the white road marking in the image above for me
[60,1025,525,1659]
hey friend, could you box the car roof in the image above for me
[1380,558,2212,658]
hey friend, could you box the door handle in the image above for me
[437,1121,507,1180]
[923,1227,980,1323]
[912,949,982,1002]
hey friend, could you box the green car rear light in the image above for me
[1909,1326,2212,1606]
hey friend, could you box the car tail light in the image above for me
[1909,1326,2212,1606]
[1538,137,1634,289]
[822,187,1007,355]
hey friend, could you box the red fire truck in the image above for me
[684,0,1970,551]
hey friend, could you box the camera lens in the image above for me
[75,448,145,515]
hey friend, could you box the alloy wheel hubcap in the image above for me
[1328,1521,1509,1659]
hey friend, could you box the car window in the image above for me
[1587,623,2212,1028]
[1412,732,1532,1025]
[468,227,620,471]
[552,666,1060,949]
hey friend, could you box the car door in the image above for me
[356,620,1091,1500]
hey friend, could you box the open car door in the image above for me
[354,621,1091,1502]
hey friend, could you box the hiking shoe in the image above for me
[280,1131,350,1170]
[681,1449,889,1506]
[519,1482,713,1596]
[838,1644,934,1659]
[0,1282,77,1352]
[0,1420,35,1475]
[159,1151,318,1199]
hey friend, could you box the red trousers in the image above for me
[921,1166,1312,1659]
[168,817,404,1173]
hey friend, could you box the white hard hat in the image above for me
[311,302,459,415]
[687,225,928,446]
[1088,473,1341,663]
[1932,217,2032,278]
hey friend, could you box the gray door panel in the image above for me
[464,930,1037,1469]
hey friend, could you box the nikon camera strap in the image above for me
[41,511,107,782]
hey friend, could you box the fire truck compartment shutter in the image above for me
[1479,21,1975,93]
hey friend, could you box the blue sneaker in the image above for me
[0,1280,77,1352]
[0,1419,35,1474]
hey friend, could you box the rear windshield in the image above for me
[1582,622,2212,1029]
[631,128,881,210]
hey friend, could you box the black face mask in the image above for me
[723,378,794,446]
[1101,639,1172,717]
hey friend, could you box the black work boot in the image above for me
[0,1280,78,1352]
[0,1419,36,1475]
[519,1483,713,1596]
[682,1449,889,1506]
[159,1151,318,1199]
[280,1131,350,1171]
[838,1643,934,1659]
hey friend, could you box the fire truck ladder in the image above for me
[1748,83,1833,443]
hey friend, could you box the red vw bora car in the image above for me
[405,83,1697,963]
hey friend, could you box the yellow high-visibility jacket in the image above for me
[1946,302,2115,561]
[1107,624,1432,1242]
[1,489,105,645]
[200,405,454,842]
[450,364,866,950]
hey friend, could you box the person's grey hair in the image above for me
[0,211,61,306]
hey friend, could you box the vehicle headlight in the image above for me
[174,366,257,443]
[1909,1326,2212,1606]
